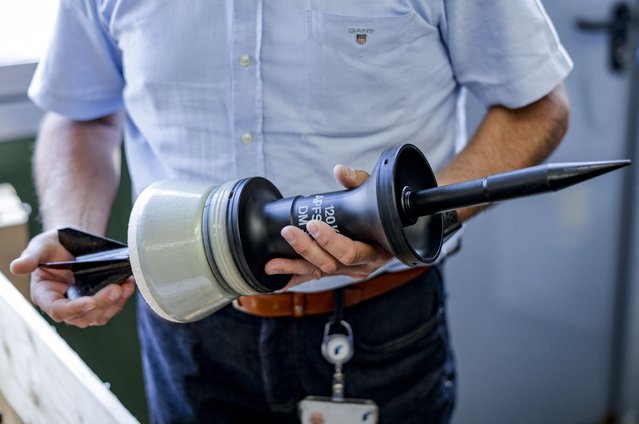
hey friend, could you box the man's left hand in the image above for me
[264,165,393,289]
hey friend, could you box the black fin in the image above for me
[39,228,132,298]
[57,227,127,257]
[66,267,132,299]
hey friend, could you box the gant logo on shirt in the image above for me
[348,27,374,45]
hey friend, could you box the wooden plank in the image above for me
[0,182,31,298]
[0,272,138,424]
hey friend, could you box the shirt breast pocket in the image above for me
[305,10,439,137]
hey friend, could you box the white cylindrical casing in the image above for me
[128,179,237,322]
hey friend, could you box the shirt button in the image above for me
[239,55,251,67]
[241,133,253,145]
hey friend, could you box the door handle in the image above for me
[577,2,634,72]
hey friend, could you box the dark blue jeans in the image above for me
[137,267,455,423]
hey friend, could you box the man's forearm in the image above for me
[34,112,124,235]
[437,83,570,222]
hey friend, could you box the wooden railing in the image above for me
[0,272,138,424]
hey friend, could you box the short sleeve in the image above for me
[441,0,573,108]
[28,0,124,121]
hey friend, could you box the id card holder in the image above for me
[298,289,378,423]
[299,396,379,424]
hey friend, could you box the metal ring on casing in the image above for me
[201,183,235,295]
[375,144,443,266]
[204,180,258,296]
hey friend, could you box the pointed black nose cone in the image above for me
[548,160,632,191]
[408,159,632,218]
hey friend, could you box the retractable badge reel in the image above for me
[298,290,379,424]
[322,319,354,401]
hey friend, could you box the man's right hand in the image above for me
[10,229,135,328]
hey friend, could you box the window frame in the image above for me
[0,62,42,142]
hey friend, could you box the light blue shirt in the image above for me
[30,0,572,291]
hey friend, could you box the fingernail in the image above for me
[281,227,296,245]
[307,221,319,238]
[108,290,120,302]
[9,260,18,273]
[341,165,355,179]
[122,285,133,299]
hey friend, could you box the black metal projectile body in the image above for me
[39,144,630,300]
[40,228,132,298]
[226,144,450,292]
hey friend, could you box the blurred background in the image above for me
[448,1,639,423]
[0,1,637,423]
[0,0,145,421]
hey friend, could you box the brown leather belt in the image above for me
[233,267,429,318]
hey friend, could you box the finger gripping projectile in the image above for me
[40,144,630,322]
